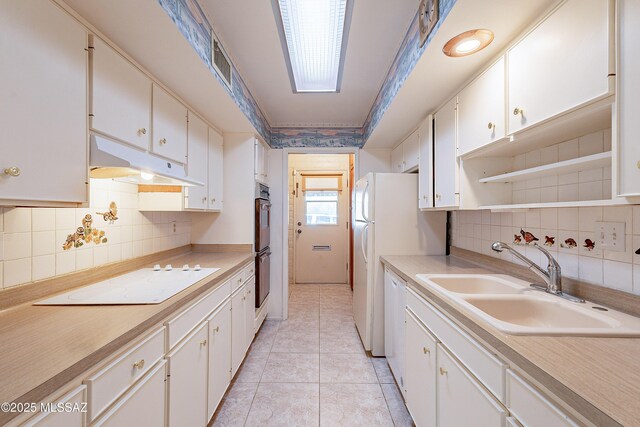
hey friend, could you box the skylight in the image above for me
[277,0,349,93]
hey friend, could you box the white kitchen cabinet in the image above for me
[231,282,247,376]
[418,115,434,209]
[254,138,269,184]
[404,309,437,427]
[0,0,88,205]
[384,268,406,391]
[207,300,232,420]
[244,276,256,352]
[617,0,640,197]
[166,322,208,427]
[91,37,151,151]
[23,386,86,427]
[391,144,404,173]
[458,57,506,156]
[437,344,507,427]
[391,130,420,173]
[208,128,224,210]
[185,112,209,210]
[152,84,188,164]
[434,96,459,208]
[93,361,166,427]
[507,0,611,134]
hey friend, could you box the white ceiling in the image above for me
[365,0,558,148]
[203,0,419,128]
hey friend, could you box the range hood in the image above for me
[89,133,203,186]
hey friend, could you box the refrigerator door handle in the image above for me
[361,223,369,264]
[362,181,371,223]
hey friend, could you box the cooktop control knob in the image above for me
[165,264,173,271]
[194,264,201,271]
[153,264,161,271]
[182,264,190,271]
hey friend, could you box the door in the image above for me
[185,111,208,209]
[231,283,247,376]
[437,343,507,427]
[207,300,231,420]
[152,84,188,163]
[0,0,88,204]
[418,115,434,209]
[353,176,373,350]
[405,309,437,427]
[434,96,459,208]
[167,322,208,427]
[245,277,256,349]
[294,171,348,284]
[91,37,151,151]
[208,128,224,210]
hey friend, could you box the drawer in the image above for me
[84,327,164,422]
[92,360,166,427]
[166,279,231,350]
[231,263,253,293]
[506,370,577,427]
[23,386,86,427]
[406,287,507,402]
[242,263,255,283]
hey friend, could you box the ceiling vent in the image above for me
[212,33,232,89]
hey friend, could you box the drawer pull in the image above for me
[439,367,448,376]
[423,347,431,355]
[4,166,20,177]
[200,339,207,347]
[133,359,145,370]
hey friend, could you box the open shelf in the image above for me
[478,198,637,211]
[478,151,612,184]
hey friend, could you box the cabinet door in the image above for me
[507,0,610,134]
[617,0,640,196]
[458,57,505,156]
[384,270,397,374]
[92,37,151,151]
[437,344,507,427]
[167,322,208,427]
[244,278,256,352]
[23,386,86,427]
[404,309,437,427]
[207,300,232,420]
[434,96,459,208]
[231,284,247,376]
[403,131,420,171]
[93,361,166,427]
[0,0,87,204]
[418,116,434,209]
[185,112,208,210]
[391,144,404,173]
[152,84,188,163]
[208,128,224,210]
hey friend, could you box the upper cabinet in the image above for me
[208,129,224,211]
[152,84,188,163]
[507,0,612,134]
[458,57,506,156]
[434,97,459,208]
[92,37,151,151]
[392,130,420,173]
[254,138,269,184]
[185,112,209,210]
[0,0,88,206]
[418,116,433,209]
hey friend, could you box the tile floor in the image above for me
[211,283,414,427]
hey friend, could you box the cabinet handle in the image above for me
[637,160,640,169]
[435,194,441,200]
[133,359,145,370]
[200,339,208,346]
[213,326,220,333]
[211,198,216,203]
[423,347,430,355]
[3,167,20,177]
[513,107,524,116]
[159,138,167,145]
[439,367,448,376]
[202,196,207,203]
[487,122,495,130]
[137,128,147,135]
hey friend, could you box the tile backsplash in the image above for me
[451,206,640,295]
[0,179,191,289]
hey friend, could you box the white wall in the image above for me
[358,148,392,179]
[191,133,255,246]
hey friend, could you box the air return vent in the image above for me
[212,34,232,89]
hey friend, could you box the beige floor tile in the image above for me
[272,327,320,353]
[319,328,364,354]
[372,358,396,384]
[261,353,320,383]
[211,382,258,427]
[320,383,393,427]
[381,383,414,427]
[320,353,378,383]
[245,383,320,427]
[233,351,268,383]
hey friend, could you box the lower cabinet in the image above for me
[384,268,406,391]
[244,277,256,352]
[404,309,437,427]
[437,344,507,427]
[231,282,247,376]
[93,361,166,427]
[22,386,86,427]
[207,300,232,420]
[166,322,209,427]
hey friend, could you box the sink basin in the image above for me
[416,274,527,295]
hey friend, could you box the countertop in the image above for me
[0,250,253,421]
[381,255,640,427]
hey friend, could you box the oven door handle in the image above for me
[259,251,272,261]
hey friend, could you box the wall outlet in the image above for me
[595,221,626,252]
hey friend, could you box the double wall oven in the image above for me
[255,183,271,309]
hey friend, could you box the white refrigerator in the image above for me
[353,173,446,356]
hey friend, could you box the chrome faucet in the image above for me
[491,241,584,303]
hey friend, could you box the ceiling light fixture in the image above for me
[443,29,494,57]
[276,0,350,92]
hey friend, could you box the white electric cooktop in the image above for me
[34,265,219,305]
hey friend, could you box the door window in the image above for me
[305,190,338,225]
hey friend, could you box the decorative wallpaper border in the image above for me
[157,0,457,148]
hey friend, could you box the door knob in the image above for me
[297,229,302,234]
[297,222,302,226]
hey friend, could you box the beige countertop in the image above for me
[0,250,253,422]
[381,254,640,427]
